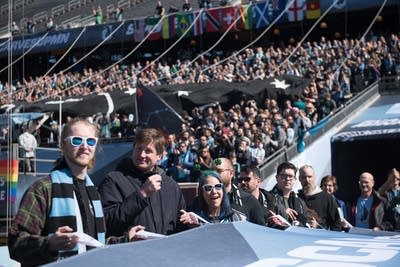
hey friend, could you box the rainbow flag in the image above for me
[0,159,19,203]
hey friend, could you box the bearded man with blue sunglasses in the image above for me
[8,118,144,266]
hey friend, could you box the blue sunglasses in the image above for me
[65,136,98,147]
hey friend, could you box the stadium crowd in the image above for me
[2,33,399,166]
[4,33,400,266]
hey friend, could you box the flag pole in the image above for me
[133,85,139,127]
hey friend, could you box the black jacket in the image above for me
[269,185,309,227]
[258,188,276,222]
[98,158,186,236]
[298,189,341,231]
[228,185,266,225]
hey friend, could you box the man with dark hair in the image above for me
[269,162,309,228]
[298,164,341,230]
[239,165,274,222]
[99,128,186,236]
[211,157,266,225]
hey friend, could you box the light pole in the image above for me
[58,96,62,147]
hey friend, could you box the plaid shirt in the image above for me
[8,176,57,266]
[8,176,130,266]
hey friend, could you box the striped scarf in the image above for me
[47,168,105,257]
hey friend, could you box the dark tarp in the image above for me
[12,75,309,117]
[14,89,137,117]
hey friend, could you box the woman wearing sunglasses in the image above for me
[180,171,246,225]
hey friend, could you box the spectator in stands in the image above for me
[194,146,214,171]
[269,162,309,228]
[46,17,55,32]
[11,21,20,35]
[109,112,120,137]
[93,6,104,24]
[18,124,37,174]
[9,118,144,265]
[298,165,342,230]
[199,0,212,9]
[239,165,274,222]
[99,128,186,236]
[378,168,400,231]
[119,114,135,138]
[211,131,234,159]
[235,136,251,167]
[26,20,35,34]
[349,172,387,230]
[155,1,165,16]
[318,92,337,119]
[180,171,247,225]
[182,0,192,12]
[249,135,265,166]
[305,102,318,126]
[114,7,123,22]
[320,175,348,221]
[167,141,196,182]
[378,168,400,200]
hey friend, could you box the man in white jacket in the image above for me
[18,124,38,174]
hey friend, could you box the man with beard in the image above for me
[8,118,143,266]
[298,165,341,230]
[238,165,274,223]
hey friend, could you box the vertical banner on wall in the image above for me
[0,159,19,216]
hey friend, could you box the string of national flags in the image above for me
[135,0,324,42]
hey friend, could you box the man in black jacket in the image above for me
[99,128,186,237]
[212,157,266,225]
[239,165,275,220]
[269,162,309,228]
[298,164,341,231]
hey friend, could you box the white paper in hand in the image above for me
[135,230,167,240]
[73,232,104,247]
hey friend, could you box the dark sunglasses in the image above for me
[202,183,224,192]
[238,176,252,183]
[65,136,98,147]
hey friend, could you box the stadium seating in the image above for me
[0,0,251,36]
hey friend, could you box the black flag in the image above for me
[136,83,183,135]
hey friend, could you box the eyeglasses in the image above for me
[202,183,224,192]
[65,136,98,147]
[238,176,252,183]
[278,173,295,180]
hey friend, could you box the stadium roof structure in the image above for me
[331,94,400,143]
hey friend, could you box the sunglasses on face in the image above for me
[202,183,224,192]
[65,136,98,147]
[238,176,252,183]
